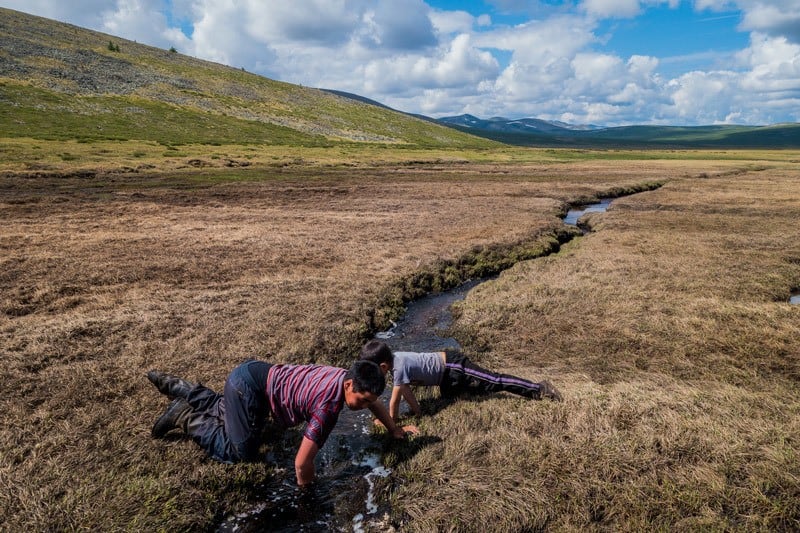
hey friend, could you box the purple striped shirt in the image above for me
[265,364,346,448]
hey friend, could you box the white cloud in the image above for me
[0,0,108,27]
[363,33,499,94]
[477,15,596,61]
[667,70,739,123]
[627,54,659,77]
[429,9,479,35]
[571,53,626,89]
[1,0,799,125]
[192,0,359,49]
[100,0,174,48]
[737,33,800,94]
[581,0,641,18]
[360,0,437,50]
[476,17,599,108]
[183,2,267,68]
[739,2,800,42]
[696,0,800,42]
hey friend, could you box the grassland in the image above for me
[1,141,798,531]
[390,161,800,531]
[1,7,799,532]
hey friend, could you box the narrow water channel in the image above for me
[218,198,614,532]
[563,198,612,225]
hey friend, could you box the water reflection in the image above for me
[217,400,391,532]
[791,292,800,305]
[376,278,485,353]
[563,198,612,226]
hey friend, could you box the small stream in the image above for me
[218,198,613,532]
[563,198,612,226]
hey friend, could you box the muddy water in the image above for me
[216,285,482,533]
[216,395,393,532]
[218,199,614,532]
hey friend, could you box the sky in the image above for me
[2,0,799,126]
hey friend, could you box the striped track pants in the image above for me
[440,350,542,399]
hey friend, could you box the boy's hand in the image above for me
[392,424,419,439]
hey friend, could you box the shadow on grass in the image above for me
[417,386,506,416]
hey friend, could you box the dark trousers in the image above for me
[440,350,541,399]
[185,360,272,463]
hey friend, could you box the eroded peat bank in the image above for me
[1,153,799,531]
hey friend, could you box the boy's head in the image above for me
[359,339,393,375]
[343,360,385,410]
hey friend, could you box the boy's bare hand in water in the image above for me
[390,424,419,439]
[400,424,419,437]
[373,418,419,438]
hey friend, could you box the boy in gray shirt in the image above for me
[360,340,562,422]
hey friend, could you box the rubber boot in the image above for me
[152,398,194,438]
[146,370,195,399]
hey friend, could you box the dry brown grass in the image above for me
[1,148,797,530]
[395,165,800,531]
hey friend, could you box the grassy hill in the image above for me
[0,7,494,148]
[580,123,800,148]
[443,120,800,149]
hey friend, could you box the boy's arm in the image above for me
[368,400,418,438]
[389,385,404,420]
[295,436,319,487]
[394,384,422,417]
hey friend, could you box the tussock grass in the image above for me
[1,151,798,529]
[393,376,799,531]
[395,167,800,530]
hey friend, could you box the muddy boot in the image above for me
[147,370,195,399]
[536,380,563,402]
[152,398,193,438]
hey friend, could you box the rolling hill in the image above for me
[437,114,800,149]
[0,7,494,148]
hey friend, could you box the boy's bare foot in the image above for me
[537,380,563,401]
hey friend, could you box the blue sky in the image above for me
[1,0,799,126]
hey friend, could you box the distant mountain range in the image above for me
[436,114,800,149]
[320,90,800,149]
[438,114,600,133]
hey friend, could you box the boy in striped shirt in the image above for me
[147,359,417,487]
[359,340,562,422]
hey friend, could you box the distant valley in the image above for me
[435,114,800,149]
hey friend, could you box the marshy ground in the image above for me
[1,148,798,530]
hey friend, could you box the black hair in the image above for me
[359,339,393,366]
[346,360,385,396]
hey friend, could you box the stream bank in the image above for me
[218,186,659,531]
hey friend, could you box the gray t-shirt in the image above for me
[392,351,445,386]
